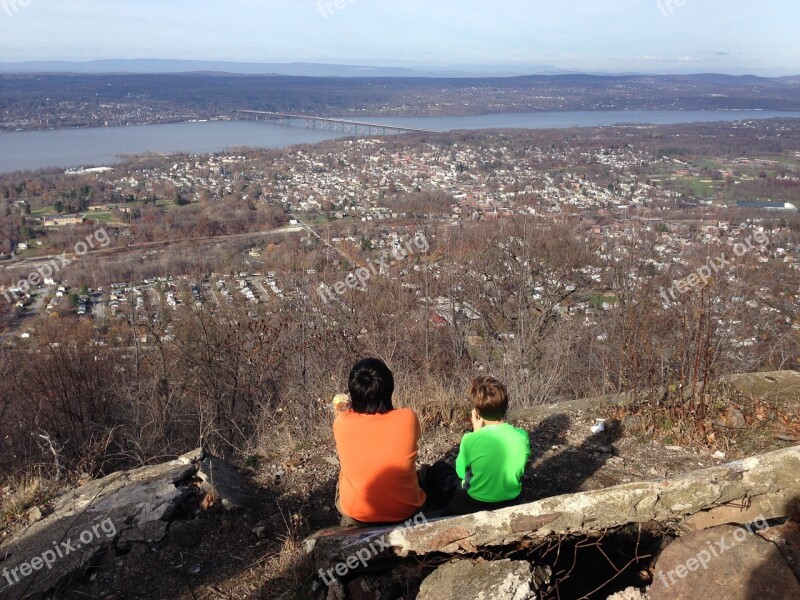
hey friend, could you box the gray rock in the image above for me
[252,525,267,538]
[755,518,800,580]
[305,446,800,569]
[724,406,747,429]
[26,507,42,524]
[417,559,536,600]
[607,587,649,600]
[197,454,256,511]
[117,519,169,547]
[622,414,646,432]
[649,524,800,600]
[0,448,224,600]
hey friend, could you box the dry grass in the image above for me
[609,381,800,455]
[264,510,316,599]
[395,375,469,432]
[0,472,56,533]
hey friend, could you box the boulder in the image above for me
[197,453,257,510]
[649,524,800,600]
[305,445,800,572]
[417,559,537,600]
[0,448,252,600]
[757,516,800,580]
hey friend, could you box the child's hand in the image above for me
[471,408,484,432]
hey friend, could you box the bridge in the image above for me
[236,110,438,135]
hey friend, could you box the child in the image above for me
[420,375,530,515]
[333,358,426,525]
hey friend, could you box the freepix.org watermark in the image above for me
[1,227,111,304]
[317,233,429,303]
[2,0,31,17]
[656,515,769,589]
[318,512,428,585]
[659,230,768,304]
[316,0,366,19]
[657,0,688,17]
[2,517,117,589]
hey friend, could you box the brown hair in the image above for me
[467,375,509,421]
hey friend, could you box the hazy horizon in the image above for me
[0,58,798,78]
[0,1,798,76]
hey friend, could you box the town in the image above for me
[1,118,798,383]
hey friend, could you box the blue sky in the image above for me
[0,0,797,74]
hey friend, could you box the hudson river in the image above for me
[1,110,797,173]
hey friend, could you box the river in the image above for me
[1,110,797,174]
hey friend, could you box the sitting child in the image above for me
[333,358,426,525]
[420,375,530,515]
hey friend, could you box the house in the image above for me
[44,214,86,226]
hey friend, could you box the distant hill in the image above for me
[0,59,559,78]
[4,59,795,78]
[2,71,799,132]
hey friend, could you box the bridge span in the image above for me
[236,110,438,135]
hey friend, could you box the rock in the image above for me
[0,448,201,600]
[756,518,800,580]
[252,525,267,538]
[118,519,169,547]
[305,446,800,569]
[724,407,747,429]
[622,414,646,432]
[324,578,345,600]
[417,559,537,600]
[606,587,648,600]
[649,524,800,600]
[0,447,255,600]
[26,507,41,523]
[725,370,800,403]
[197,454,256,511]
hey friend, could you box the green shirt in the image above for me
[455,423,531,503]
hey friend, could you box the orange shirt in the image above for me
[334,408,426,523]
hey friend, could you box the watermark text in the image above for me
[2,517,116,589]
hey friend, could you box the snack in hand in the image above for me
[332,393,351,412]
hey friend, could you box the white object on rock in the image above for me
[590,419,606,434]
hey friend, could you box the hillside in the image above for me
[1,372,798,599]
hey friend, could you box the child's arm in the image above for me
[455,436,469,479]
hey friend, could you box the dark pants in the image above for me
[418,460,519,516]
[334,480,425,528]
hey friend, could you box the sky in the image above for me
[0,0,798,75]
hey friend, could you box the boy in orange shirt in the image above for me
[333,358,426,525]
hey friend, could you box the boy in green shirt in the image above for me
[420,375,531,515]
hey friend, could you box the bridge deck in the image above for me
[236,110,438,134]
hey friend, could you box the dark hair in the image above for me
[348,358,394,415]
[468,375,509,421]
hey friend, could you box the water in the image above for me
[1,110,797,174]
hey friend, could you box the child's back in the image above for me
[418,375,532,516]
[456,422,530,503]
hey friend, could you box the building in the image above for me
[736,201,798,213]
